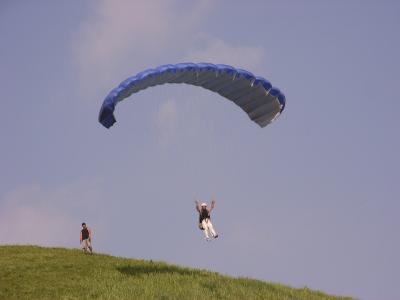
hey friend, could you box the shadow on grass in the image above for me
[117,263,200,277]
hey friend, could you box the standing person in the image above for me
[195,198,218,241]
[80,222,93,254]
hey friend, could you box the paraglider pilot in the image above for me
[195,198,219,241]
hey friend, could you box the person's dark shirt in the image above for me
[199,208,210,222]
[81,228,89,240]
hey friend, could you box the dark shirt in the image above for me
[199,208,210,222]
[81,228,89,240]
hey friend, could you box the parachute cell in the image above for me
[98,63,286,128]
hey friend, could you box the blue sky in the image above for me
[1,1,399,299]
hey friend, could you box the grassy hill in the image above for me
[0,245,352,300]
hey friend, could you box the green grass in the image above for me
[0,245,353,300]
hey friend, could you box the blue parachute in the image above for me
[99,63,286,128]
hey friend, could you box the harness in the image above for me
[199,208,210,223]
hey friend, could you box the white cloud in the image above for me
[72,0,213,102]
[0,181,105,248]
[155,99,178,145]
[186,34,265,72]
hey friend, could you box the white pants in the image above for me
[81,239,92,252]
[202,218,217,239]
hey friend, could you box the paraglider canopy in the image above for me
[99,63,286,128]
